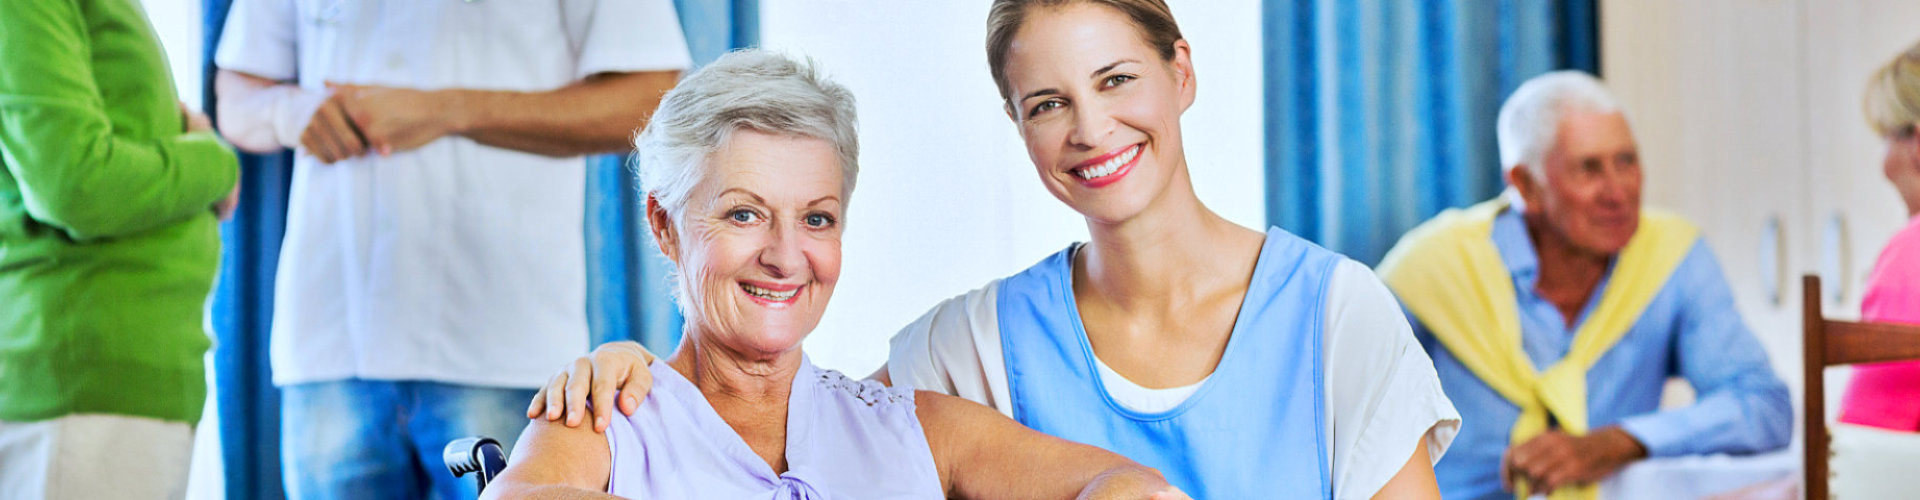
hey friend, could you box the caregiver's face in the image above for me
[1001,2,1195,224]
[671,129,845,357]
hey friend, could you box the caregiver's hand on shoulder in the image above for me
[526,341,658,433]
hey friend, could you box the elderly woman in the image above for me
[1830,38,1920,498]
[482,50,1184,500]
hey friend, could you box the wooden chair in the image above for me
[1801,274,1920,499]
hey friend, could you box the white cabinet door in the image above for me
[1602,0,1809,395]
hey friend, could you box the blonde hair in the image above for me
[985,0,1183,105]
[1865,40,1920,138]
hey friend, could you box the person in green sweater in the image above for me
[0,0,240,497]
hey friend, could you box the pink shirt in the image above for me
[1838,215,1920,431]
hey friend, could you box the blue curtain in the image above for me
[595,0,761,353]
[202,2,755,498]
[200,3,288,498]
[1264,0,1597,265]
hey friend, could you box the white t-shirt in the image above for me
[888,259,1462,500]
[215,0,692,388]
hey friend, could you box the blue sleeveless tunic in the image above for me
[997,228,1339,499]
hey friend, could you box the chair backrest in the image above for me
[1800,274,1920,500]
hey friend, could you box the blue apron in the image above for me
[998,228,1338,499]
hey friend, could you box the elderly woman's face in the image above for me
[669,129,845,357]
[1001,3,1194,225]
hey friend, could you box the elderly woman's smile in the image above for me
[670,128,846,355]
[740,281,800,303]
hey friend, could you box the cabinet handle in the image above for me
[1819,212,1851,304]
[1760,215,1785,307]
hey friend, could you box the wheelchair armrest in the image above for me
[444,436,508,494]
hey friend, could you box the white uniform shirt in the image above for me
[888,259,1463,500]
[215,0,691,388]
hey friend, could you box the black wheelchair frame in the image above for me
[443,436,508,494]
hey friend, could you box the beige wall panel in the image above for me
[1602,0,1808,394]
[1804,0,1920,314]
[1606,1,1920,487]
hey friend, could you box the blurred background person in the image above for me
[1378,71,1791,500]
[211,0,687,498]
[1830,37,1920,499]
[0,0,241,497]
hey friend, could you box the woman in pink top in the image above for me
[481,50,1185,500]
[1838,40,1920,432]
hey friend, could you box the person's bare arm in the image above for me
[332,70,679,158]
[213,69,365,162]
[916,391,1187,500]
[535,345,899,435]
[211,69,287,153]
[1371,432,1441,500]
[478,415,618,500]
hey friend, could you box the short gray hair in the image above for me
[635,49,860,219]
[1496,70,1624,174]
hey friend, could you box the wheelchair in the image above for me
[444,436,508,494]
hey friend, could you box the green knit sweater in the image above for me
[0,0,239,424]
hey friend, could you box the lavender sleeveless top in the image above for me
[605,357,944,499]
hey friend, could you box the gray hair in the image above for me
[635,49,860,219]
[1495,70,1625,174]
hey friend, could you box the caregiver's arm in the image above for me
[480,416,619,500]
[537,290,995,431]
[916,391,1188,500]
[1373,433,1441,499]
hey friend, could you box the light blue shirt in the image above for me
[1410,208,1791,500]
[999,228,1337,499]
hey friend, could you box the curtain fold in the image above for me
[203,2,755,497]
[1264,0,1597,265]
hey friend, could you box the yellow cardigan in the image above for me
[1376,199,1697,500]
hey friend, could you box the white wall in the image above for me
[758,1,1269,375]
[140,0,205,109]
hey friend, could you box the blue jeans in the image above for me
[281,379,536,500]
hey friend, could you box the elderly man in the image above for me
[211,1,688,498]
[1376,71,1791,500]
